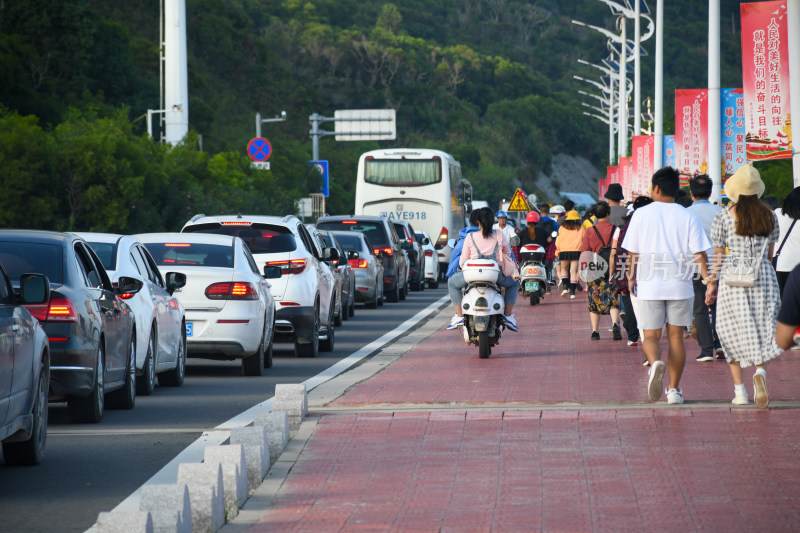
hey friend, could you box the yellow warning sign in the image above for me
[507,188,531,212]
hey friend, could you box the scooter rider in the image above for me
[447,207,520,332]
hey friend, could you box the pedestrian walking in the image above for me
[776,264,800,350]
[447,207,520,332]
[581,201,622,341]
[555,210,584,298]
[604,183,628,227]
[773,186,800,295]
[622,167,711,405]
[537,204,559,289]
[704,165,782,408]
[556,200,574,227]
[686,175,724,362]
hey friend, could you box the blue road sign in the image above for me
[247,137,272,161]
[309,160,329,197]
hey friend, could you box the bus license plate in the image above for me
[186,322,193,337]
[525,281,539,292]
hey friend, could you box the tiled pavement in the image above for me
[242,292,800,532]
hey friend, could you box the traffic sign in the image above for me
[309,160,329,197]
[507,188,531,212]
[247,137,272,161]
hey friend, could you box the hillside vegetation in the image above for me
[0,0,789,233]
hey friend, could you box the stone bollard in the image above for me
[177,463,226,533]
[203,444,248,518]
[96,510,153,533]
[230,426,269,492]
[253,411,290,465]
[272,384,307,435]
[139,484,191,533]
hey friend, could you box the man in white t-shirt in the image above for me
[492,210,517,245]
[622,167,711,405]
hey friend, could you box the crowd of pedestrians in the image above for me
[443,165,799,409]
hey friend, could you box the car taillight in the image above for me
[425,250,433,257]
[266,259,307,275]
[25,304,48,322]
[436,227,448,246]
[205,282,258,300]
[374,247,393,256]
[348,259,368,268]
[29,294,78,322]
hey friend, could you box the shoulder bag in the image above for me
[771,219,796,270]
[722,237,769,288]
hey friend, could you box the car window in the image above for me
[242,244,260,275]
[317,221,389,247]
[131,245,162,286]
[139,246,165,287]
[143,242,234,268]
[129,247,150,279]
[86,241,118,271]
[297,225,321,259]
[75,243,103,288]
[0,241,63,284]
[0,265,11,304]
[183,223,297,254]
[393,223,409,241]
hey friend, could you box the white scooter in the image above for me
[518,244,547,305]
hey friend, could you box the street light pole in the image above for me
[634,0,641,135]
[708,0,722,202]
[654,0,664,169]
[617,16,628,159]
[788,0,800,186]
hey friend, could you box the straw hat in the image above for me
[724,164,764,203]
[565,210,581,221]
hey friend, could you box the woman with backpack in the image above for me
[581,201,622,341]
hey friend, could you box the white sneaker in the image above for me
[561,289,569,297]
[753,372,769,409]
[570,294,576,299]
[648,361,666,401]
[666,388,684,405]
[503,314,519,332]
[732,390,749,405]
[446,315,464,330]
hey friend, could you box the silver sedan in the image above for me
[332,231,384,309]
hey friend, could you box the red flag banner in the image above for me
[618,157,632,200]
[675,89,709,176]
[631,135,655,197]
[741,1,792,161]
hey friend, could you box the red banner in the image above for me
[741,1,792,160]
[618,157,632,201]
[675,89,709,176]
[631,135,655,197]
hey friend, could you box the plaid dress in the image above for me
[712,209,783,367]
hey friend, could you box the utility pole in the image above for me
[708,0,722,202]
[654,0,664,169]
[617,16,628,159]
[788,0,800,186]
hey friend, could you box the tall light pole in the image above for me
[788,0,800,186]
[634,0,641,135]
[577,58,624,164]
[654,0,664,169]
[617,16,628,158]
[709,0,722,202]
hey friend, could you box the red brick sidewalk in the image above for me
[247,294,800,532]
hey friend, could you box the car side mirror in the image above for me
[447,238,456,249]
[263,265,282,279]
[347,250,359,260]
[116,276,144,296]
[19,273,50,305]
[323,247,340,264]
[509,235,520,247]
[421,237,430,245]
[165,272,187,295]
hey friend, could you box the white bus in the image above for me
[354,148,472,273]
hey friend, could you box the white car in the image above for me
[75,233,188,395]
[415,231,440,289]
[137,233,278,375]
[180,215,335,358]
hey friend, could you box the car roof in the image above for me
[71,232,128,245]
[136,232,236,246]
[183,214,299,228]
[0,229,73,244]
[318,215,389,224]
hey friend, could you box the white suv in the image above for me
[181,215,335,357]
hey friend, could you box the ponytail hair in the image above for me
[477,208,495,238]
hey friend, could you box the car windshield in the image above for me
[393,224,409,240]
[183,223,296,254]
[86,241,118,271]
[317,221,388,247]
[143,242,234,268]
[0,241,63,284]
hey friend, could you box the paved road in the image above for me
[0,287,447,533]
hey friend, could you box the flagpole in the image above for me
[708,0,722,202]
[788,0,800,187]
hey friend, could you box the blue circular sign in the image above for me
[247,138,272,161]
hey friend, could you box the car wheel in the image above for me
[2,358,49,465]
[136,330,157,396]
[243,322,266,376]
[68,344,104,424]
[108,334,136,410]
[387,282,399,303]
[399,281,407,300]
[377,282,385,306]
[428,278,439,289]
[295,306,319,358]
[334,298,343,327]
[159,329,186,387]
[320,325,335,352]
[366,287,379,309]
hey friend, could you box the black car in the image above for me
[0,264,50,465]
[393,220,425,292]
[0,231,142,423]
[318,230,356,324]
[316,215,409,303]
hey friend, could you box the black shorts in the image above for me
[559,251,580,261]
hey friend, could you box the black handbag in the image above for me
[772,219,796,270]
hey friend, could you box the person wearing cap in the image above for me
[538,203,559,288]
[492,210,517,246]
[687,175,724,363]
[622,167,711,405]
[556,201,574,227]
[555,210,585,298]
[604,183,628,227]
[705,165,782,408]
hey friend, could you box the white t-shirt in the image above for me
[493,223,516,245]
[774,208,800,272]
[621,201,711,300]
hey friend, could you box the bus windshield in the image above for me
[364,159,441,187]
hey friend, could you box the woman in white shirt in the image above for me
[774,187,800,295]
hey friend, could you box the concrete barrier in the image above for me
[271,384,307,435]
[203,445,248,518]
[176,463,226,532]
[253,411,290,465]
[96,510,153,533]
[139,484,191,533]
[229,426,268,492]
